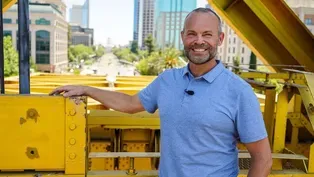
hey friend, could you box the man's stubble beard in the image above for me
[184,42,219,65]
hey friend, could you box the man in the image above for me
[50,8,272,177]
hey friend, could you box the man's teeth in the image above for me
[193,49,205,52]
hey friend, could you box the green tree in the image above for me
[232,55,240,74]
[163,47,181,69]
[136,47,184,75]
[249,52,257,70]
[136,52,163,75]
[70,44,94,62]
[4,36,18,77]
[130,41,138,54]
[144,34,156,55]
[95,45,105,58]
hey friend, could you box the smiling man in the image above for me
[50,7,272,177]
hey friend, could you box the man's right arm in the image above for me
[85,86,145,114]
[50,74,162,114]
[49,85,145,114]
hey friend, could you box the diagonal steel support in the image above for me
[298,74,314,131]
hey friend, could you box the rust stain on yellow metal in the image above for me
[0,95,65,171]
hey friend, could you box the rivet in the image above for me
[69,109,76,116]
[69,138,76,145]
[69,124,76,130]
[69,153,76,159]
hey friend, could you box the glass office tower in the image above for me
[155,0,197,49]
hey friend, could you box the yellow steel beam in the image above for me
[0,175,84,177]
[0,172,312,177]
[272,88,289,170]
[0,95,86,174]
[0,95,65,170]
[309,143,314,173]
[298,74,314,130]
[2,0,17,12]
[238,72,305,81]
[243,0,314,72]
[263,88,276,147]
[207,0,314,72]
[87,110,160,129]
[65,96,87,175]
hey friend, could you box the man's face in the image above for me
[181,12,224,65]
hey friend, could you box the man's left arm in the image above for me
[236,85,272,177]
[245,138,272,177]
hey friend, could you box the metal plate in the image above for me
[0,95,65,170]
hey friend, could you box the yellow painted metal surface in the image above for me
[272,88,289,170]
[207,0,314,72]
[3,0,17,12]
[263,89,276,147]
[65,97,87,175]
[0,95,87,174]
[118,143,152,170]
[89,142,114,171]
[0,95,65,171]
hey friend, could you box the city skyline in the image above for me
[65,0,208,46]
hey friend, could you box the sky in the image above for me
[64,0,209,46]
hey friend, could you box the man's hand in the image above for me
[245,137,272,177]
[49,85,145,114]
[49,85,89,97]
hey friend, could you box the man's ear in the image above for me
[218,32,225,46]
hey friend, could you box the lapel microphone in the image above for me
[185,89,194,95]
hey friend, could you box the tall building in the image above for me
[69,0,89,28]
[216,23,263,68]
[70,24,94,46]
[154,0,197,49]
[30,0,67,18]
[133,0,140,41]
[4,2,69,73]
[286,0,314,33]
[285,0,314,8]
[140,0,155,48]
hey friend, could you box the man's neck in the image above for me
[189,59,217,77]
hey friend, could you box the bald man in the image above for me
[50,8,272,177]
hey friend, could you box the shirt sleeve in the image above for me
[235,84,268,143]
[138,75,162,113]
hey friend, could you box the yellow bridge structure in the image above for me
[1,0,314,177]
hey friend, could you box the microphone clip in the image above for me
[185,89,194,95]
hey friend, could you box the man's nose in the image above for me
[194,35,204,45]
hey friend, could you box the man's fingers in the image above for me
[63,90,76,97]
[49,86,70,95]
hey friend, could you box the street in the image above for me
[80,52,138,76]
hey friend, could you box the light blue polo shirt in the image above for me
[138,60,268,177]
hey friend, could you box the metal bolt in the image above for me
[20,117,26,124]
[69,124,76,130]
[69,153,76,159]
[69,109,76,116]
[69,138,76,145]
[126,157,137,175]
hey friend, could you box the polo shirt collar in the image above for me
[182,60,225,83]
